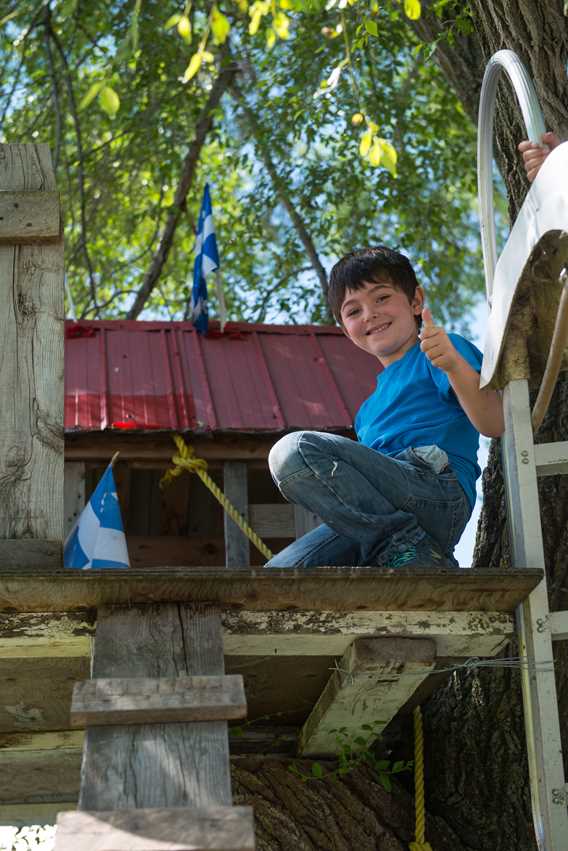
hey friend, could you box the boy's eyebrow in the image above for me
[341,283,394,311]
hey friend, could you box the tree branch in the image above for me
[229,81,330,307]
[126,61,238,319]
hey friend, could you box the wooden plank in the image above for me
[0,144,64,553]
[71,675,246,727]
[0,611,94,655]
[65,434,280,462]
[0,731,82,805]
[249,504,294,538]
[0,190,60,242]
[223,609,513,659]
[79,606,234,811]
[223,462,250,568]
[294,505,320,538]
[64,462,86,537]
[299,637,436,755]
[127,535,226,567]
[0,567,543,614]
[0,802,76,827]
[0,539,62,568]
[55,807,255,851]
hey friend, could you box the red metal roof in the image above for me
[64,320,381,434]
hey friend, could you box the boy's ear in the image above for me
[412,286,425,315]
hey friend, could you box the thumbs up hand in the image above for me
[419,307,460,374]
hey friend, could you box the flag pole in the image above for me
[215,269,227,333]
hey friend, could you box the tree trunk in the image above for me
[413,3,568,849]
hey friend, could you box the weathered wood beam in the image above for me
[71,675,247,728]
[223,609,512,659]
[299,637,436,756]
[56,807,255,851]
[223,462,250,567]
[0,144,64,566]
[0,567,542,613]
[0,611,94,657]
[0,190,60,242]
[64,462,86,538]
[0,731,82,807]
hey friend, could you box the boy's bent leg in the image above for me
[265,523,361,568]
[269,431,438,564]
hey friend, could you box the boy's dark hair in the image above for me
[327,246,421,326]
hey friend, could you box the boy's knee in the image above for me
[268,431,306,484]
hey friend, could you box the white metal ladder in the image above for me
[478,50,568,851]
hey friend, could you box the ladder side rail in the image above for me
[502,380,568,849]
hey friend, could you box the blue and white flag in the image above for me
[64,463,129,570]
[191,183,220,334]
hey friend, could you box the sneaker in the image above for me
[383,535,458,569]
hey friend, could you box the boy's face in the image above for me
[340,280,423,366]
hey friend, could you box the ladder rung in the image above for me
[55,806,256,851]
[70,674,247,728]
[534,441,568,477]
[551,611,568,641]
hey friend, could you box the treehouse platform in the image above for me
[0,565,542,827]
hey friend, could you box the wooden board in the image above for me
[0,190,60,242]
[0,144,64,552]
[223,462,250,568]
[79,606,234,811]
[0,731,82,806]
[55,807,255,851]
[298,637,436,755]
[0,567,542,613]
[71,675,247,727]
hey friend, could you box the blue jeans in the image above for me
[265,431,471,568]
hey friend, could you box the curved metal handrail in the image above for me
[477,49,546,303]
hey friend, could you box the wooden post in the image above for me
[0,145,64,567]
[223,462,250,567]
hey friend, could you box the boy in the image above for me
[265,246,504,569]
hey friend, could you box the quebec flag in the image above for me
[191,183,220,334]
[64,463,129,569]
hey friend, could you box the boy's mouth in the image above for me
[366,322,391,336]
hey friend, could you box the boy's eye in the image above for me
[346,308,360,317]
[376,295,389,303]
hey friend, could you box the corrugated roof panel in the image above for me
[63,320,381,434]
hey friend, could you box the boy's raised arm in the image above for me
[419,308,504,439]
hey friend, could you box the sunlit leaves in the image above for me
[99,86,120,117]
[404,0,421,19]
[314,58,348,98]
[183,52,203,82]
[211,6,231,44]
[364,18,378,36]
[177,15,192,41]
[358,121,397,174]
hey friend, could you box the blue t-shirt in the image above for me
[354,334,483,508]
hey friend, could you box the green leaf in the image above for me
[311,762,324,778]
[99,86,120,117]
[378,138,398,176]
[359,129,372,157]
[375,759,391,770]
[364,19,378,37]
[392,760,405,772]
[79,81,105,110]
[368,139,383,166]
[404,0,421,20]
[177,15,192,41]
[230,726,244,737]
[378,772,392,792]
[182,52,203,83]
[211,6,231,44]
[164,13,181,29]
[354,736,367,746]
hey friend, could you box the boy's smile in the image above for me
[340,280,423,366]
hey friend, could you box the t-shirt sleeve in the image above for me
[427,333,483,400]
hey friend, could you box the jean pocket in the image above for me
[407,445,449,475]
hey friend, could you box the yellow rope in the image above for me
[160,435,273,561]
[409,706,433,851]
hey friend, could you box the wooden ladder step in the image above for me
[70,675,247,728]
[55,806,255,851]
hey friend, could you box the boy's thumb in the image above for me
[422,306,434,327]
